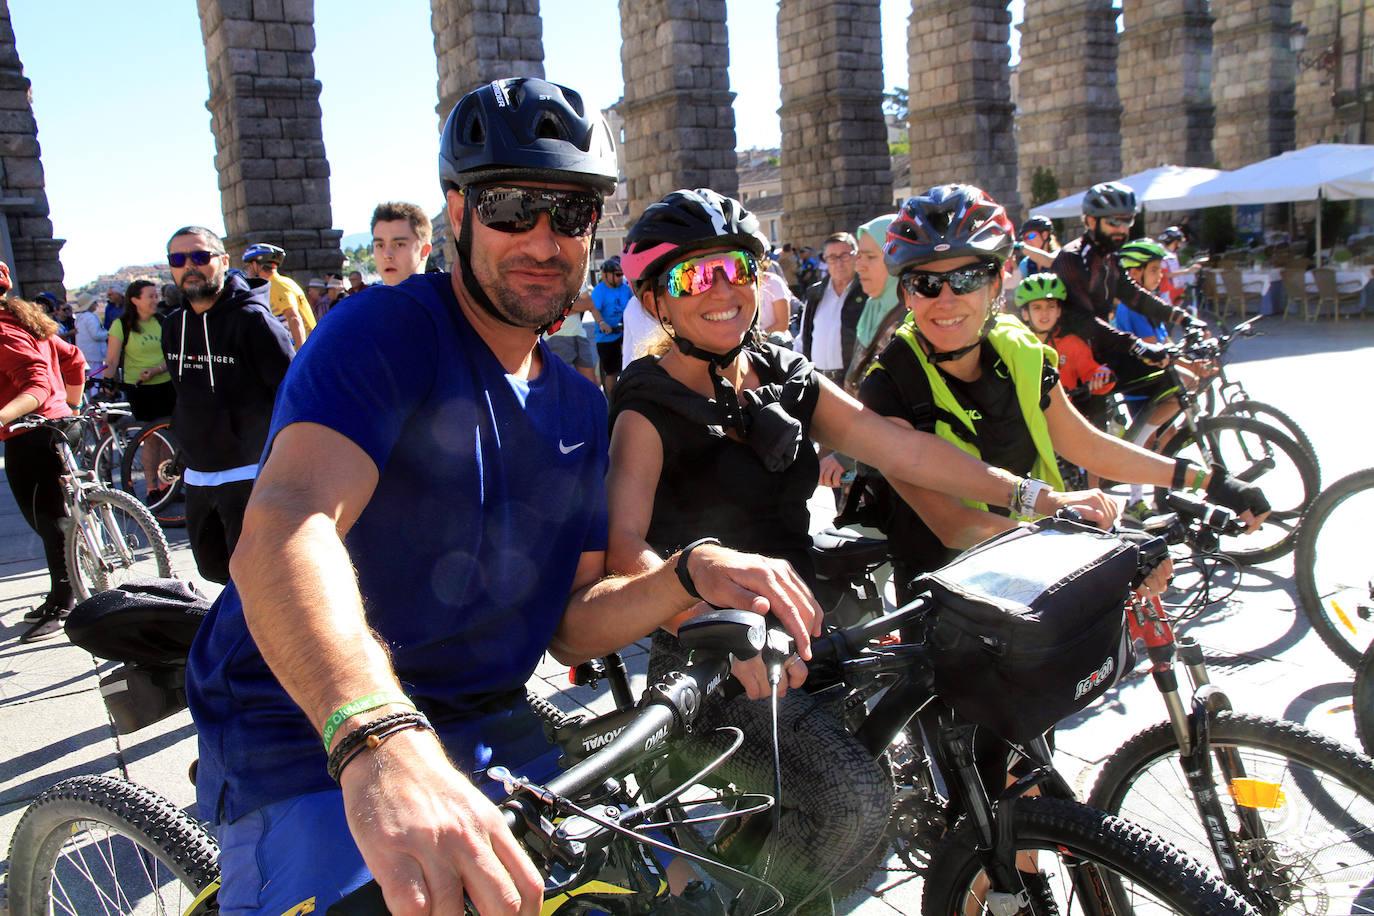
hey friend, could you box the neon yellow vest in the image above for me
[893,314,1064,512]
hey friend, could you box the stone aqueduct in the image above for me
[0,0,1351,298]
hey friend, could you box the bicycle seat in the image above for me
[66,578,210,666]
[810,527,890,580]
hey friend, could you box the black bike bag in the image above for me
[66,578,210,734]
[917,518,1139,743]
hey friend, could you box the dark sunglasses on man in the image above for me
[1101,216,1135,231]
[472,186,602,238]
[167,250,220,268]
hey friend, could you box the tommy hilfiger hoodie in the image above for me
[162,272,293,473]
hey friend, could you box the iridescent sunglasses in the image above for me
[660,250,758,298]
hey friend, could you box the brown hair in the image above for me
[2,297,58,340]
[121,278,160,337]
[371,201,433,245]
[822,232,858,252]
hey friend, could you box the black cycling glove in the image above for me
[1129,338,1172,364]
[1204,464,1270,518]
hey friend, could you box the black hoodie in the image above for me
[162,273,294,473]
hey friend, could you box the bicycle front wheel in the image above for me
[1154,415,1318,564]
[65,488,174,600]
[1217,399,1320,485]
[921,796,1254,915]
[120,421,186,528]
[1296,468,1374,668]
[6,775,219,916]
[1088,711,1374,915]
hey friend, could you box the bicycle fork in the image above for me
[1127,597,1281,914]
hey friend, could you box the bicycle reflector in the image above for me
[1229,778,1286,810]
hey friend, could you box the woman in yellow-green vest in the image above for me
[856,185,1269,601]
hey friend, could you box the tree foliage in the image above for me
[1030,167,1059,207]
[882,86,909,120]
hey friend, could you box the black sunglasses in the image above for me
[899,263,1000,299]
[473,186,602,238]
[167,250,219,268]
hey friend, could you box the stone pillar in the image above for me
[1118,0,1215,172]
[197,0,341,278]
[777,0,892,248]
[431,0,544,128]
[1292,0,1353,146]
[0,2,62,299]
[1017,0,1122,208]
[907,0,1021,217]
[1211,0,1297,168]
[618,0,738,220]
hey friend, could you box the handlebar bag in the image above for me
[916,518,1139,743]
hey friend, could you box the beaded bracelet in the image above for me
[321,690,415,752]
[326,710,434,783]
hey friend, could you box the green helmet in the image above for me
[1014,272,1067,308]
[1118,239,1168,270]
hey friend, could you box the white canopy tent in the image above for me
[1147,144,1374,265]
[1028,165,1225,220]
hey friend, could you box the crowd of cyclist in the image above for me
[0,75,1281,915]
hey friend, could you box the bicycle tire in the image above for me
[1295,468,1374,668]
[1153,415,1318,565]
[91,432,122,489]
[1217,399,1320,485]
[120,421,186,528]
[6,775,219,916]
[1356,645,1374,757]
[65,487,174,601]
[1087,711,1374,915]
[921,795,1254,915]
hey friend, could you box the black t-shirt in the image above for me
[857,338,1057,580]
[610,344,822,584]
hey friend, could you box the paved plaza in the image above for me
[0,317,1371,914]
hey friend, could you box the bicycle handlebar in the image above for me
[327,645,742,915]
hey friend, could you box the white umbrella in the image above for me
[1029,165,1226,220]
[1147,144,1374,265]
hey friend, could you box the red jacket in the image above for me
[1049,329,1114,394]
[0,310,87,441]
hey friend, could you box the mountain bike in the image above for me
[1073,324,1318,565]
[1295,467,1374,668]
[5,612,791,916]
[560,519,1259,915]
[1193,317,1318,471]
[1087,494,1374,915]
[8,414,172,601]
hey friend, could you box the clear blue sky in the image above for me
[11,0,1023,287]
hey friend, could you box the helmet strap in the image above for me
[653,296,755,433]
[456,192,581,336]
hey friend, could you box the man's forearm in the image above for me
[234,500,405,740]
[551,560,694,664]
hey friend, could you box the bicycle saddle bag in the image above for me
[66,577,210,665]
[917,518,1139,743]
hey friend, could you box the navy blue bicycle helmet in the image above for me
[439,78,618,196]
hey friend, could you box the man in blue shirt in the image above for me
[186,77,821,916]
[589,255,632,395]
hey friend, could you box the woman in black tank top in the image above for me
[604,189,1123,911]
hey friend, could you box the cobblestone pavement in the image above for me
[0,317,1370,913]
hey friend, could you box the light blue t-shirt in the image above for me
[187,272,610,824]
[591,281,632,343]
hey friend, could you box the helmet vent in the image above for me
[464,112,485,145]
[533,112,564,140]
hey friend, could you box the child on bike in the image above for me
[1016,273,1114,425]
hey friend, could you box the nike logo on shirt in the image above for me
[559,440,585,454]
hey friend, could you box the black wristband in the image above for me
[327,710,433,783]
[1171,457,1191,491]
[674,537,721,601]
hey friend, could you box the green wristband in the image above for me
[322,691,415,752]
